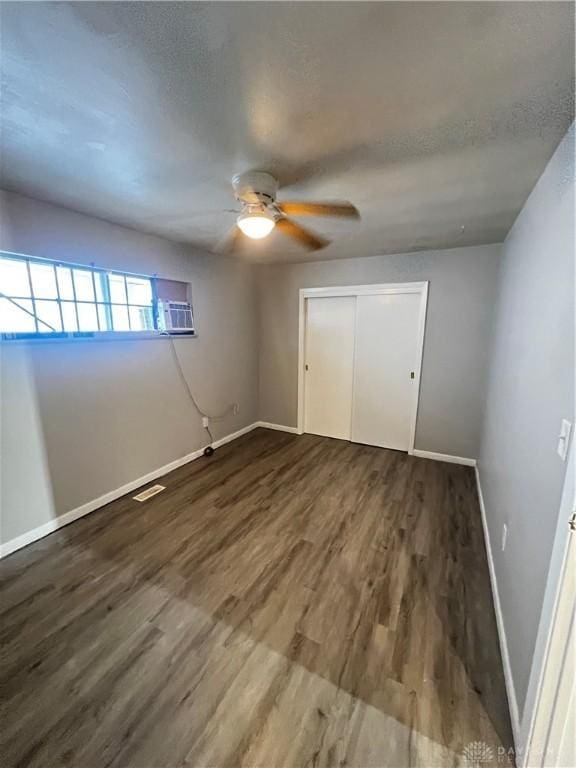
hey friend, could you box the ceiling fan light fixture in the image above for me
[237,206,276,239]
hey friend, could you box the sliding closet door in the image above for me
[351,293,421,450]
[304,296,356,440]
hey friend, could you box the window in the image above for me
[0,252,168,338]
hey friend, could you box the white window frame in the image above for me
[0,251,196,341]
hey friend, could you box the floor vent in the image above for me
[133,484,166,502]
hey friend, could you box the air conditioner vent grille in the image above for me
[133,484,165,502]
[159,300,194,334]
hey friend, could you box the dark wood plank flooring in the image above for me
[0,428,513,767]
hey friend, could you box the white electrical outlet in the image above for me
[502,523,508,552]
[233,403,240,415]
[557,419,572,461]
[202,416,209,428]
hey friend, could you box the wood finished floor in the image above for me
[0,428,513,767]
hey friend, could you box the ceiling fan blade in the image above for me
[276,217,330,251]
[216,225,245,255]
[277,201,360,219]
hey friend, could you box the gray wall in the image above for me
[0,191,259,544]
[258,244,501,458]
[479,125,575,717]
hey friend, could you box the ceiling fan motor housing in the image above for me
[232,171,278,206]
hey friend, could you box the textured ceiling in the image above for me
[0,2,574,263]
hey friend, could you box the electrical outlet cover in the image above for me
[557,419,572,461]
[502,523,508,552]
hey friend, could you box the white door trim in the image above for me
[519,439,575,766]
[297,281,428,454]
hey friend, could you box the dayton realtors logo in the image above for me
[462,741,495,766]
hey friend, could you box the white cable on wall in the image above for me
[168,336,238,445]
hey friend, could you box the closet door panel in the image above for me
[352,293,420,450]
[304,296,355,440]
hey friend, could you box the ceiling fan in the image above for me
[220,171,360,253]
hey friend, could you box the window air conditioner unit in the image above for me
[158,300,195,334]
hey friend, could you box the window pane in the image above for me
[73,269,95,302]
[0,297,36,332]
[94,273,106,302]
[77,302,99,331]
[35,300,62,332]
[1,256,166,337]
[1,257,31,297]
[97,304,111,331]
[129,305,154,331]
[61,301,78,332]
[108,273,127,304]
[126,276,152,306]
[30,262,58,299]
[111,304,130,331]
[56,266,74,299]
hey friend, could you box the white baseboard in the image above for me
[256,421,300,435]
[475,465,520,747]
[212,422,259,449]
[0,422,259,560]
[412,449,476,467]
